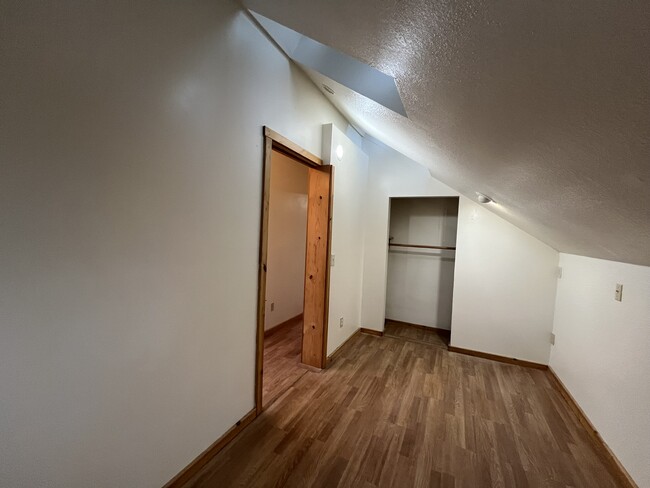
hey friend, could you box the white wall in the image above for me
[550,254,650,487]
[265,151,308,330]
[322,124,369,355]
[386,198,458,330]
[451,200,560,364]
[360,139,459,331]
[360,138,559,364]
[0,1,353,486]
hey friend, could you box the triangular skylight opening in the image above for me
[250,10,408,118]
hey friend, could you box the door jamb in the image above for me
[256,126,329,415]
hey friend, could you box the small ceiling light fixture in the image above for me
[335,144,344,160]
[476,192,495,204]
[322,84,335,95]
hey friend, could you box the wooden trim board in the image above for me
[547,368,638,488]
[264,127,322,167]
[360,328,384,337]
[255,134,273,416]
[326,329,360,367]
[301,165,332,369]
[447,346,548,370]
[320,165,334,367]
[164,408,257,488]
[264,313,303,338]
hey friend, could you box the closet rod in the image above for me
[388,243,456,251]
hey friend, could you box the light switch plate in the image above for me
[615,284,623,302]
[331,254,335,267]
[550,332,556,345]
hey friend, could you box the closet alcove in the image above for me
[385,197,459,343]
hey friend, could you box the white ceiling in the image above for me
[244,0,650,266]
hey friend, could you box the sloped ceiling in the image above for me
[244,0,650,266]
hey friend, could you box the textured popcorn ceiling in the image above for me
[244,0,650,266]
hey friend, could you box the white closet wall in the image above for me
[385,197,459,330]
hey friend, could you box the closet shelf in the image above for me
[388,243,456,251]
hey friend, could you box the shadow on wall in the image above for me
[437,198,459,327]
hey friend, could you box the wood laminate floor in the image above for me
[187,328,622,487]
[263,319,307,408]
[384,320,450,348]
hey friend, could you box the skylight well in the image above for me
[250,10,408,118]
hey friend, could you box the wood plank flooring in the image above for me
[263,319,307,408]
[187,326,623,487]
[384,320,450,348]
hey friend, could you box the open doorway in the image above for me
[384,197,459,347]
[262,149,308,407]
[256,128,333,413]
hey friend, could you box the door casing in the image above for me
[255,126,333,414]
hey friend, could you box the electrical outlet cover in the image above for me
[615,284,623,302]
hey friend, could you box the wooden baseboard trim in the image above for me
[326,329,361,367]
[360,328,384,337]
[385,319,450,335]
[448,345,548,370]
[164,408,257,488]
[264,313,302,338]
[547,368,637,488]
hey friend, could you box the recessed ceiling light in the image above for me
[476,193,495,204]
[322,84,335,95]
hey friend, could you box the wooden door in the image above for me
[302,165,333,368]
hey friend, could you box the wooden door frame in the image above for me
[255,126,333,414]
